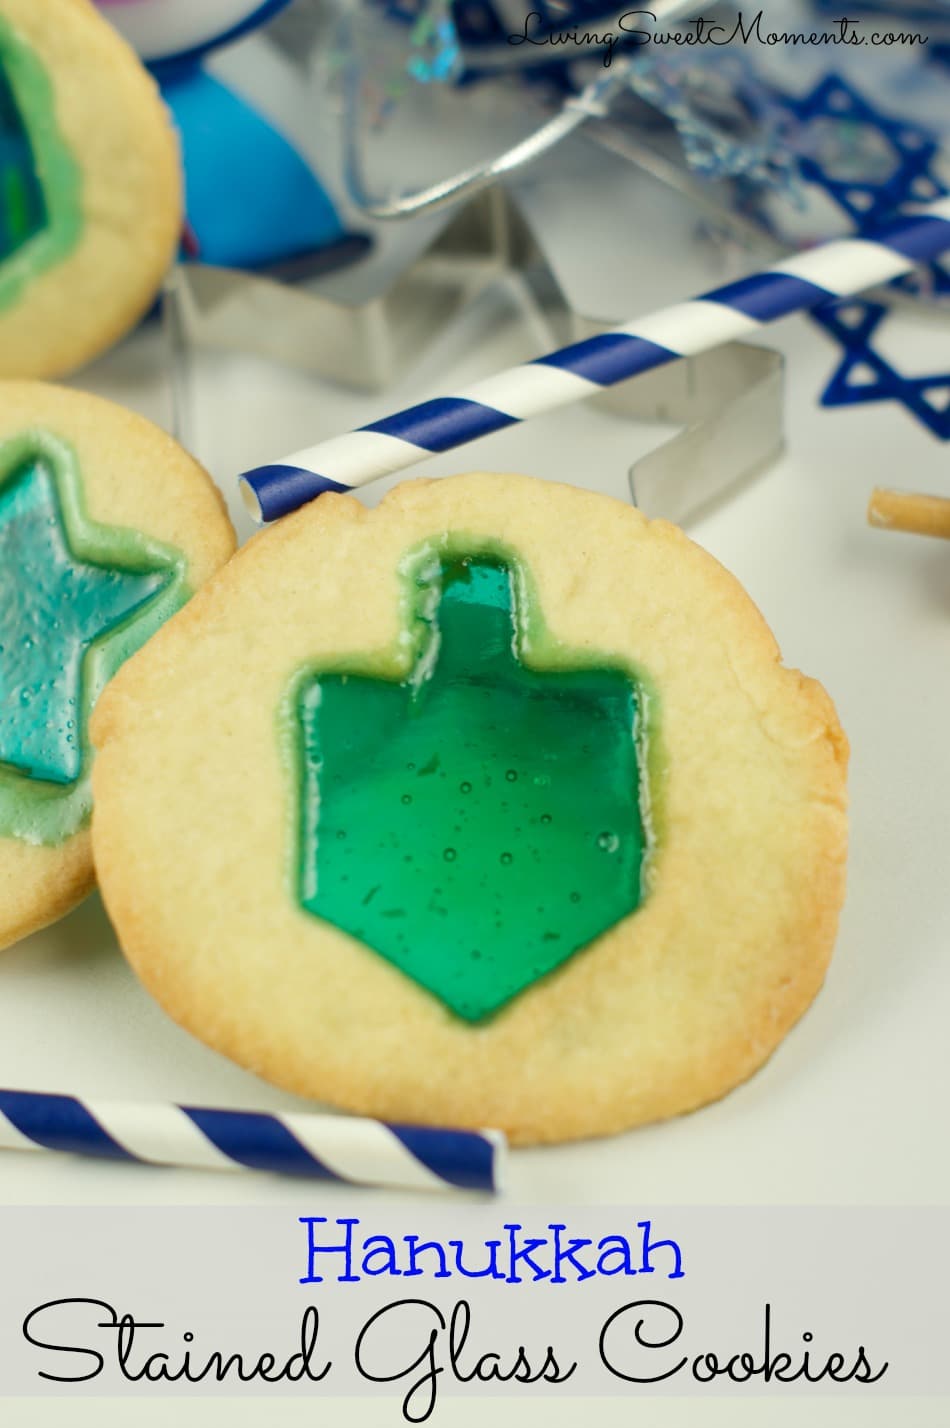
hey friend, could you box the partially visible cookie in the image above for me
[0,380,235,949]
[91,472,848,1145]
[0,0,181,378]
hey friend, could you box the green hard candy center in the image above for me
[0,19,83,312]
[0,56,46,263]
[295,555,648,1022]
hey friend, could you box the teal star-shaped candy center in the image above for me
[292,553,651,1022]
[0,458,171,784]
[0,436,187,845]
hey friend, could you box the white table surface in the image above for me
[4,134,950,1423]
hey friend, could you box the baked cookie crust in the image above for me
[91,473,848,1144]
[0,0,181,378]
[0,379,235,949]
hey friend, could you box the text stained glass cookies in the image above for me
[91,474,848,1144]
[0,380,235,951]
[297,556,648,1021]
[0,0,180,378]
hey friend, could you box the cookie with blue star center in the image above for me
[0,380,235,949]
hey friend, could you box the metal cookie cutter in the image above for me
[164,188,550,396]
[167,187,785,527]
[575,320,785,526]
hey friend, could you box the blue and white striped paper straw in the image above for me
[0,1089,504,1193]
[240,198,950,523]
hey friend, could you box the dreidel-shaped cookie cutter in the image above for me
[165,185,784,527]
[240,197,950,526]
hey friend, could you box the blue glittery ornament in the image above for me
[625,50,799,187]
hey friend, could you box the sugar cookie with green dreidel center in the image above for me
[90,472,848,1145]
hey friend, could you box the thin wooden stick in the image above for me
[868,488,950,541]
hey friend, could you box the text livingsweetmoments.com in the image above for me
[508,8,929,66]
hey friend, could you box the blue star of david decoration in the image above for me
[775,73,950,295]
[0,458,172,785]
[811,299,950,440]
